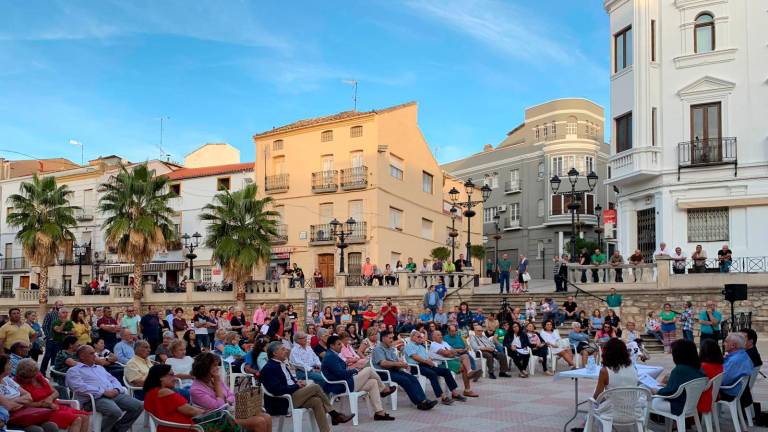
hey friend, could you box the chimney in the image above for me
[483,144,494,152]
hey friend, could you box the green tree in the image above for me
[6,175,78,315]
[200,184,277,311]
[430,246,451,262]
[470,244,486,269]
[98,163,177,309]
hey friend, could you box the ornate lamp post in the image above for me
[449,206,459,263]
[330,217,356,273]
[493,213,501,279]
[449,178,492,268]
[594,203,604,253]
[550,168,598,261]
[182,232,202,280]
[73,242,88,286]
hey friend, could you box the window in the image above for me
[272,139,284,151]
[421,218,433,240]
[348,200,363,222]
[170,183,181,196]
[687,207,728,241]
[537,199,544,217]
[551,122,557,135]
[694,13,715,53]
[537,162,544,180]
[551,193,594,215]
[691,102,721,141]
[422,171,434,194]
[195,267,212,282]
[321,155,334,172]
[652,107,658,146]
[508,169,520,190]
[389,207,403,230]
[349,151,363,168]
[650,20,656,61]
[319,203,334,223]
[535,126,540,139]
[483,207,498,224]
[537,240,544,259]
[614,26,632,72]
[389,154,404,180]
[509,203,520,222]
[216,177,231,191]
[566,117,577,135]
[272,156,286,174]
[486,173,498,189]
[350,125,363,138]
[615,112,633,153]
[321,130,333,142]
[543,124,548,137]
[551,156,567,177]
[585,156,594,174]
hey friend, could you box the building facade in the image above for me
[442,99,615,278]
[604,0,768,260]
[253,102,482,286]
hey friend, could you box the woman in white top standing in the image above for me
[586,338,641,426]
[165,339,194,389]
[539,319,576,369]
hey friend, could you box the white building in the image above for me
[604,0,768,261]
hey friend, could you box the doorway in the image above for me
[318,253,335,287]
[691,102,721,163]
[636,208,656,262]
[20,276,29,289]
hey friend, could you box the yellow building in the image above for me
[253,101,482,286]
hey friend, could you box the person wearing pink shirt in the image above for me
[362,257,374,285]
[252,303,268,327]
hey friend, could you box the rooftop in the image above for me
[164,162,254,181]
[253,101,416,138]
[5,158,80,178]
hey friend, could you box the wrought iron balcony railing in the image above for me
[311,170,338,193]
[265,174,290,193]
[340,166,368,190]
[0,257,28,271]
[677,137,737,179]
[269,224,288,244]
[504,180,521,193]
[309,221,367,245]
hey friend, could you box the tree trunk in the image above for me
[37,266,49,318]
[235,279,246,312]
[133,263,144,311]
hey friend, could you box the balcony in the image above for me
[503,218,520,230]
[269,224,288,244]
[504,180,521,194]
[166,240,182,251]
[311,170,338,193]
[309,221,367,245]
[265,174,290,194]
[75,208,95,221]
[340,166,368,190]
[608,147,662,186]
[678,137,737,179]
[0,257,28,272]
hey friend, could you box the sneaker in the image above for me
[499,372,512,378]
[488,373,497,379]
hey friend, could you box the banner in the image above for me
[603,209,617,239]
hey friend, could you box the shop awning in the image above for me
[103,261,186,274]
[676,195,768,209]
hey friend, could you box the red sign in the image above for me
[603,209,617,224]
[212,269,222,276]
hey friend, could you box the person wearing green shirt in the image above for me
[498,253,513,294]
[659,303,678,354]
[485,259,495,282]
[590,249,606,283]
[443,261,456,287]
[405,257,417,272]
[605,288,623,314]
[494,322,508,345]
[698,301,722,344]
[52,308,75,344]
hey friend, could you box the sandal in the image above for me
[463,390,479,397]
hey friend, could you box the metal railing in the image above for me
[678,137,737,167]
[340,166,368,190]
[668,256,768,274]
[49,287,75,297]
[81,285,110,295]
[0,289,14,298]
[503,218,520,229]
[265,174,290,193]
[269,224,288,244]
[399,271,475,290]
[504,180,521,193]
[0,257,28,271]
[567,263,657,284]
[311,170,338,193]
[75,208,95,221]
[309,222,366,245]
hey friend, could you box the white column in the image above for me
[557,231,564,257]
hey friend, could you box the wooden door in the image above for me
[20,276,29,289]
[691,102,721,163]
[318,254,335,287]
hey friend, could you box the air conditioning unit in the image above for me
[93,251,105,260]
[497,205,507,212]
[243,178,254,184]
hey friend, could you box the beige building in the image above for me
[184,143,241,168]
[253,101,482,286]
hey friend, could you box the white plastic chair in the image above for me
[369,358,398,410]
[73,386,129,432]
[650,377,708,432]
[700,373,723,432]
[262,386,318,432]
[744,366,760,427]
[147,412,203,431]
[466,341,490,377]
[320,371,370,426]
[122,376,150,429]
[584,386,651,432]
[717,375,750,432]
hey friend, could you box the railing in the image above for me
[0,257,28,271]
[340,166,368,190]
[678,137,737,167]
[81,285,110,295]
[245,279,280,294]
[114,285,133,298]
[504,180,521,193]
[666,256,768,274]
[166,240,182,251]
[265,174,290,193]
[194,281,233,292]
[399,271,475,290]
[75,207,95,221]
[311,170,338,193]
[567,263,657,284]
[309,222,366,245]
[503,218,520,229]
[346,274,365,286]
[49,287,75,297]
[269,224,288,244]
[0,289,14,298]
[18,290,38,302]
[150,282,186,293]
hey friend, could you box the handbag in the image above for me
[192,408,241,432]
[233,375,262,420]
[522,272,531,282]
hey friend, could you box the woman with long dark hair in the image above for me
[182,330,201,357]
[457,302,472,330]
[585,338,639,430]
[652,339,705,416]
[503,322,531,377]
[524,322,552,376]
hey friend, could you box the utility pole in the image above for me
[343,80,358,111]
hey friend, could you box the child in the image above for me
[525,297,537,321]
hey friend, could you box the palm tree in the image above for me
[6,175,78,316]
[98,163,176,309]
[200,184,277,311]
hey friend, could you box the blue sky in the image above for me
[0,0,609,165]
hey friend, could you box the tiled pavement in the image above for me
[279,351,768,432]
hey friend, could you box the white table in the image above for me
[556,364,664,432]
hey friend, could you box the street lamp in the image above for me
[493,213,501,280]
[550,168,598,261]
[448,178,492,267]
[73,242,88,286]
[594,203,604,253]
[330,217,356,274]
[449,206,459,263]
[182,232,202,280]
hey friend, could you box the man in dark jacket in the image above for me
[261,341,353,431]
[321,335,396,421]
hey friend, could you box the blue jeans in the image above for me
[410,364,457,398]
[40,339,60,375]
[683,329,694,342]
[196,333,210,349]
[384,369,428,405]
[499,271,510,293]
[719,261,731,273]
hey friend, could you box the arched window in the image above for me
[694,13,715,53]
[321,130,333,142]
[566,116,577,135]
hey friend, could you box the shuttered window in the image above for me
[688,207,729,242]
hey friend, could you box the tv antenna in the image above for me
[342,79,358,111]
[155,116,171,161]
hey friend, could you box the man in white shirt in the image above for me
[429,330,479,397]
[289,331,328,391]
[653,242,670,258]
[670,247,688,274]
[468,324,511,379]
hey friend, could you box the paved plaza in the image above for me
[302,349,768,432]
